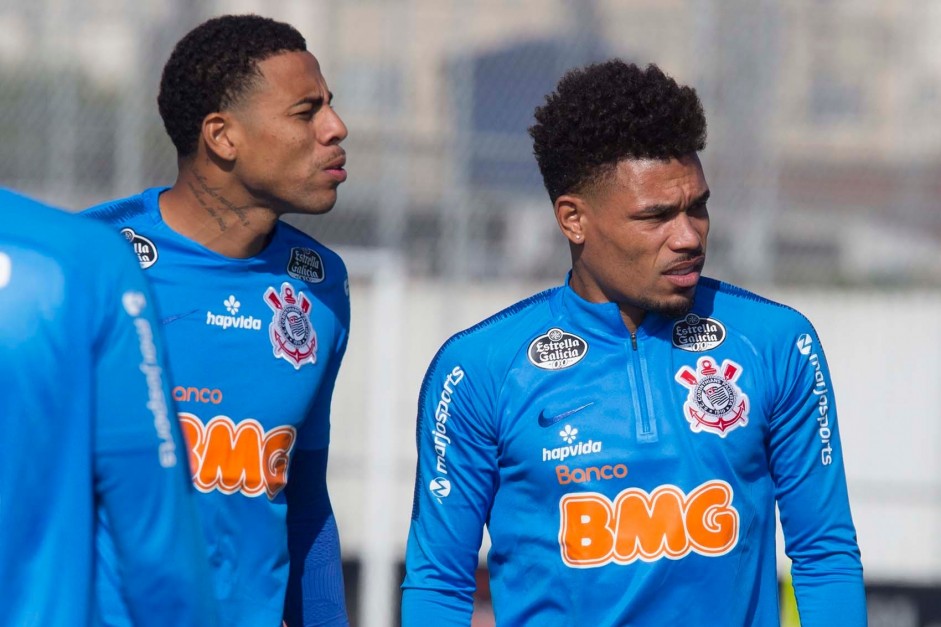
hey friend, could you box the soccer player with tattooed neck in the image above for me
[85,14,352,627]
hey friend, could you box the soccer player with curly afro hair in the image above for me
[530,59,709,324]
[402,59,865,626]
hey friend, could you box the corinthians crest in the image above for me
[264,282,317,369]
[674,357,749,437]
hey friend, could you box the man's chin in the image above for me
[653,292,697,320]
[279,199,337,217]
[306,203,336,215]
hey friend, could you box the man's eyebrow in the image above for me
[637,189,710,216]
[689,189,710,207]
[290,92,333,108]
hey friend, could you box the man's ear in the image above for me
[555,194,587,245]
[201,112,237,162]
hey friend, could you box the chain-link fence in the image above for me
[4,2,941,625]
[2,0,940,287]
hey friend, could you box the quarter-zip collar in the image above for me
[552,272,671,341]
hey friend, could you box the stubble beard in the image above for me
[638,289,697,320]
[279,186,338,217]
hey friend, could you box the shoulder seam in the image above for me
[430,285,558,369]
[700,277,807,319]
[278,220,327,247]
[410,285,557,521]
[83,193,151,223]
[276,221,348,264]
[415,285,557,412]
[701,275,826,349]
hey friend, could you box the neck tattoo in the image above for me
[188,171,252,231]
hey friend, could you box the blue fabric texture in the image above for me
[403,276,865,626]
[85,188,350,627]
[0,189,215,626]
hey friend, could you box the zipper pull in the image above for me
[631,331,638,351]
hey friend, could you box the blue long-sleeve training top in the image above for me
[0,189,215,626]
[85,187,350,627]
[403,276,865,626]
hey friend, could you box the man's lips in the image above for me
[324,155,346,169]
[663,257,705,288]
[324,155,347,182]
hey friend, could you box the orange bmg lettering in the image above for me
[558,480,739,567]
[178,413,297,499]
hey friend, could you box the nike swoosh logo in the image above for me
[161,309,199,325]
[538,402,594,428]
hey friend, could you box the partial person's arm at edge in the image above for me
[769,321,866,627]
[401,344,498,627]
[92,243,216,627]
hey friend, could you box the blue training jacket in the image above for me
[403,276,865,626]
[84,187,350,627]
[0,189,214,626]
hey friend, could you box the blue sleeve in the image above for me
[284,257,351,625]
[295,264,350,451]
[296,329,348,451]
[92,244,217,626]
[401,342,499,626]
[283,448,349,626]
[768,322,866,626]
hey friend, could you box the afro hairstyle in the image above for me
[529,59,706,202]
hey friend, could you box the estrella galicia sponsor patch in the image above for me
[286,247,325,283]
[672,314,726,352]
[527,328,588,370]
[120,227,158,269]
[675,357,749,437]
[264,282,317,369]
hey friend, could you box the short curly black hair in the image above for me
[158,14,307,157]
[529,59,706,202]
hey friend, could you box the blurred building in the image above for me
[1,0,940,286]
